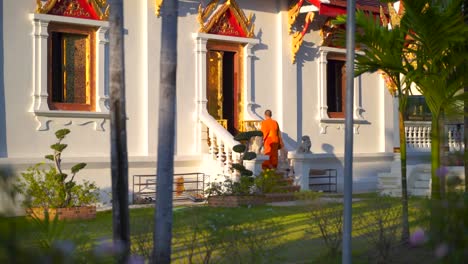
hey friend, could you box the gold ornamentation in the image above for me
[380,2,404,28]
[379,1,406,95]
[217,119,228,129]
[379,71,397,96]
[240,120,261,132]
[35,0,109,20]
[319,19,340,47]
[198,0,255,38]
[288,0,304,33]
[291,12,314,63]
[154,0,163,17]
[207,51,224,120]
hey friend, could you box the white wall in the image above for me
[0,0,397,201]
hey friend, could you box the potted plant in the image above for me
[16,129,99,220]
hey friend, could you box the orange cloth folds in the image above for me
[261,119,282,169]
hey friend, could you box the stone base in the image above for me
[27,206,97,220]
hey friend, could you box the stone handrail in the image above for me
[199,112,239,176]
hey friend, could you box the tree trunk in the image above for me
[109,0,130,261]
[398,110,410,242]
[431,116,441,200]
[464,0,468,193]
[465,88,467,192]
[153,1,179,263]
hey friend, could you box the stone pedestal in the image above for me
[288,152,314,190]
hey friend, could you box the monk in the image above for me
[261,110,283,169]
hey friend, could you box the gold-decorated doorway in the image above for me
[206,41,243,135]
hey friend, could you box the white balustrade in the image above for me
[200,112,239,177]
[404,121,464,152]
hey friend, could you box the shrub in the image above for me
[254,169,286,194]
[307,203,343,256]
[355,195,402,264]
[16,129,99,208]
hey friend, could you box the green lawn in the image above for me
[1,194,436,263]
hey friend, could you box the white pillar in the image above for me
[288,152,314,190]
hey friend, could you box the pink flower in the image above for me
[436,167,449,178]
[409,227,426,246]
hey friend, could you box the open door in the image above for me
[206,42,242,135]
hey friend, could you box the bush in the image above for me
[254,169,286,194]
[307,203,343,256]
[355,195,402,264]
[16,129,99,208]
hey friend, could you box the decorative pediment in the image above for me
[197,0,255,38]
[35,0,109,20]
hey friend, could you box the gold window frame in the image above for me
[47,22,96,111]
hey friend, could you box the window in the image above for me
[48,23,96,111]
[405,96,431,121]
[31,14,109,131]
[326,56,346,118]
[317,46,365,133]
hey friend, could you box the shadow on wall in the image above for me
[321,143,344,192]
[0,0,7,158]
[178,0,202,17]
[295,41,318,142]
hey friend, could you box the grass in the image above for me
[1,194,437,263]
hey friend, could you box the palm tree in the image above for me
[153,0,179,263]
[402,0,468,199]
[108,0,130,261]
[334,4,412,241]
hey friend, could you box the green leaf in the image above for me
[240,169,253,177]
[234,132,250,141]
[71,163,87,174]
[233,144,246,153]
[44,155,54,161]
[50,143,67,153]
[231,163,245,172]
[65,181,76,189]
[249,130,263,137]
[56,173,68,182]
[243,151,257,161]
[234,130,263,141]
[55,129,70,140]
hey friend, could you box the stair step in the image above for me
[411,189,431,197]
[416,173,431,181]
[414,180,430,188]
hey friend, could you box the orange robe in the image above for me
[261,118,282,169]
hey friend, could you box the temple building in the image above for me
[1,0,402,205]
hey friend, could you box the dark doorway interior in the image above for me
[222,51,236,135]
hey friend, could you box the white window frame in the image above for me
[30,13,109,131]
[317,46,366,133]
[192,33,259,153]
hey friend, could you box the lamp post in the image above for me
[343,0,356,263]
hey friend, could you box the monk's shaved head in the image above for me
[265,110,272,117]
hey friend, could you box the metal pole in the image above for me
[343,0,356,263]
